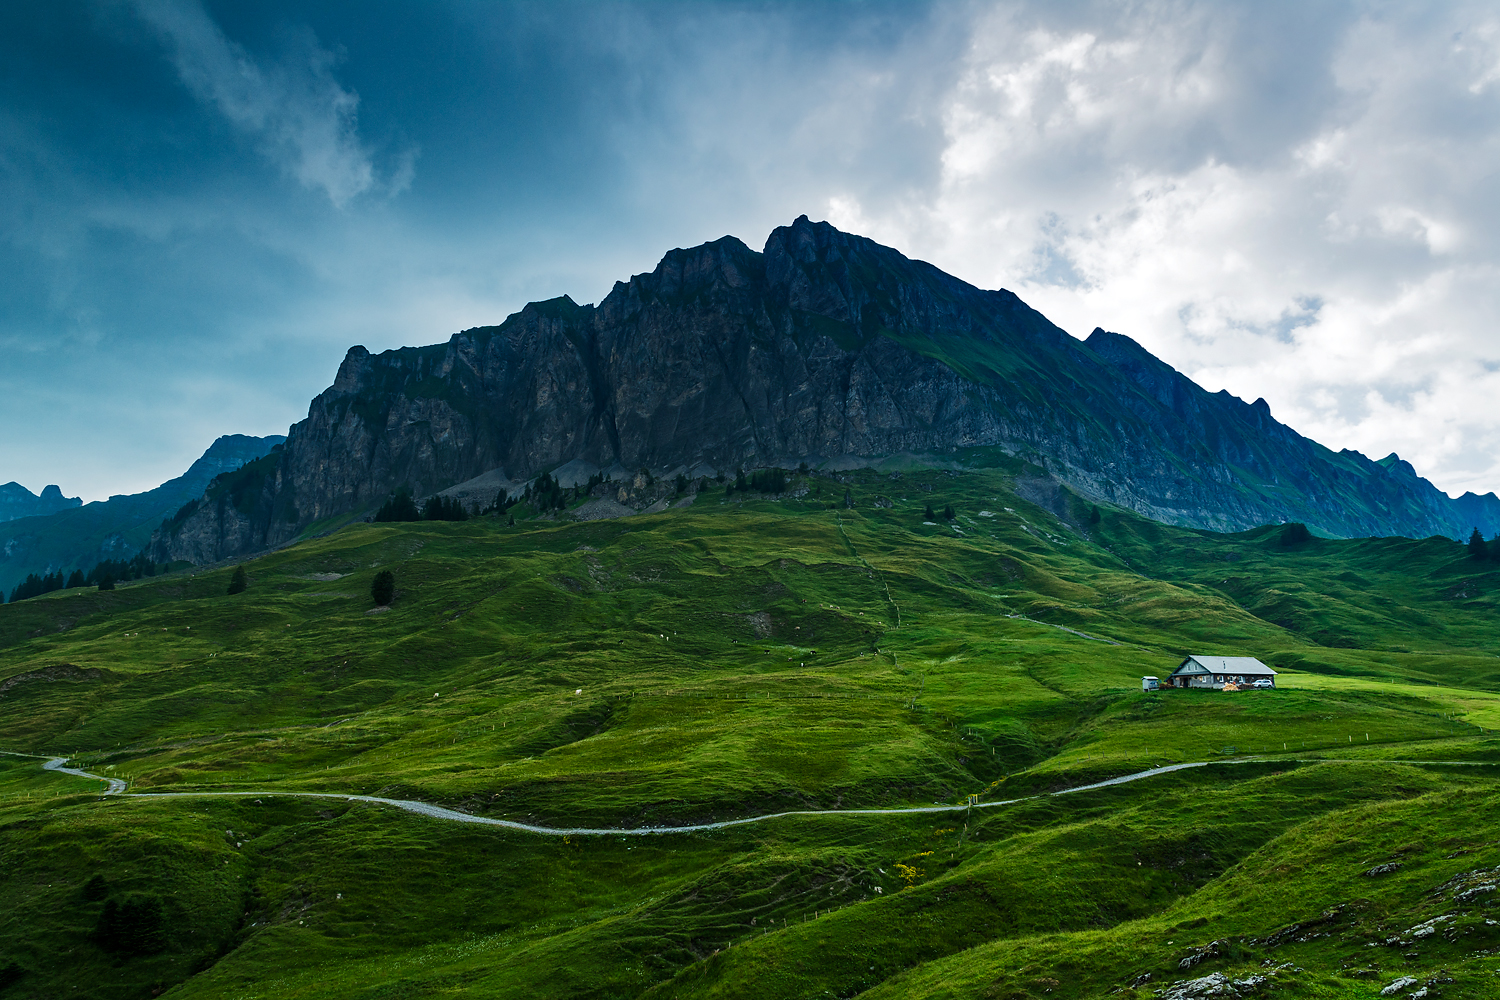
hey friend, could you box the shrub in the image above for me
[82,874,109,901]
[227,566,247,595]
[371,569,396,607]
[1280,522,1313,546]
[94,894,167,955]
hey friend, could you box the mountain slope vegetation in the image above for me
[2,460,1499,998]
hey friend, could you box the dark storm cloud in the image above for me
[3,1,1499,499]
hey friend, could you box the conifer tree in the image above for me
[924,503,935,521]
[371,569,396,607]
[1469,527,1487,559]
[66,570,86,589]
[227,565,247,594]
[943,504,956,520]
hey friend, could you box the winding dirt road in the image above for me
[15,753,1497,836]
[23,756,1219,836]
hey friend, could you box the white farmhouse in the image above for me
[1166,655,1277,690]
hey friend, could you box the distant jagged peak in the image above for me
[0,480,82,522]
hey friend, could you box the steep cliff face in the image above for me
[152,216,1500,564]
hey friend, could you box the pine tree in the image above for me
[1089,505,1102,525]
[943,504,955,520]
[227,565,248,595]
[1469,527,1487,559]
[371,569,396,607]
[66,570,86,589]
[924,503,935,521]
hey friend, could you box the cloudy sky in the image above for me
[4,1,1499,502]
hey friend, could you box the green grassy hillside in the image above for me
[2,462,1498,999]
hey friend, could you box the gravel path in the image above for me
[21,754,1492,837]
[21,757,1225,836]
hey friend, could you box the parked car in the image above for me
[1249,678,1274,689]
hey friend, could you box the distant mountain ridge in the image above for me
[151,216,1500,564]
[0,434,284,596]
[0,482,81,523]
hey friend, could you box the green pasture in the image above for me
[3,463,1500,997]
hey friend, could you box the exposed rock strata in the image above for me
[153,217,1500,564]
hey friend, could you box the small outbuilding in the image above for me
[1166,655,1277,690]
[1141,676,1160,691]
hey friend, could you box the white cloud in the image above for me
[820,1,1500,498]
[130,0,407,207]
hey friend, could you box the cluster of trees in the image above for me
[421,495,469,521]
[525,472,569,512]
[726,467,788,496]
[373,491,471,522]
[923,503,956,521]
[7,572,67,603]
[6,552,160,603]
[373,492,421,522]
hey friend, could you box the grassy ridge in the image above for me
[1,464,1499,998]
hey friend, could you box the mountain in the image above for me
[0,434,284,596]
[152,216,1500,565]
[0,482,80,523]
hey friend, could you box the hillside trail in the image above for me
[17,754,1497,838]
[10,756,1244,836]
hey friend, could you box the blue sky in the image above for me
[5,2,1500,502]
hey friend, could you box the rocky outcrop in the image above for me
[152,216,1500,565]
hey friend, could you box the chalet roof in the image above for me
[1173,655,1277,676]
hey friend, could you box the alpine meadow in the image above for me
[6,12,1500,989]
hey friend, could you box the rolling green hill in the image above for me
[2,460,1498,999]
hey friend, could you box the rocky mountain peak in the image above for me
[149,217,1500,566]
